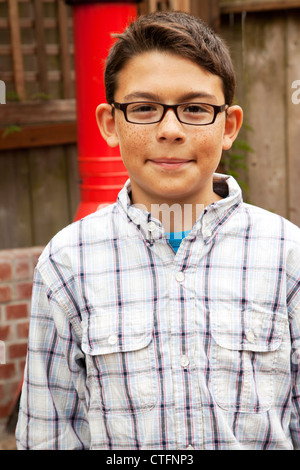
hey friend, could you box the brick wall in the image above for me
[0,247,44,425]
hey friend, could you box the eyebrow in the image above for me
[122,91,218,102]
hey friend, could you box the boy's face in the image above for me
[97,51,242,210]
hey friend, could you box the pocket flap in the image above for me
[212,308,286,352]
[82,310,153,356]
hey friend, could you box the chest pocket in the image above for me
[210,307,287,413]
[81,308,158,415]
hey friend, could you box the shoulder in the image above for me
[238,203,300,260]
[241,202,299,234]
[37,203,118,280]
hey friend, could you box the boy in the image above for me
[16,11,300,450]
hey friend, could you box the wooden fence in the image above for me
[1,0,300,249]
[220,1,300,226]
[1,0,74,101]
[0,100,78,248]
[0,0,78,249]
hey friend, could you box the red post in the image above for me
[66,1,139,220]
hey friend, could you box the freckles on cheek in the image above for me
[119,126,149,154]
[200,127,224,153]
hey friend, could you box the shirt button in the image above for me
[147,221,156,232]
[246,330,255,343]
[204,228,212,238]
[175,271,185,283]
[186,445,194,450]
[180,355,190,368]
[108,334,118,345]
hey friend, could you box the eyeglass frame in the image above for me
[111,101,228,126]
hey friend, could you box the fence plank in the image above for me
[0,143,79,249]
[220,0,300,13]
[29,145,71,246]
[0,122,77,150]
[58,0,72,99]
[170,0,190,11]
[286,12,300,226]
[33,0,49,94]
[8,0,26,100]
[0,150,32,248]
[0,100,76,126]
[190,0,220,30]
[148,0,190,11]
[243,13,287,217]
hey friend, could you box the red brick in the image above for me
[0,381,19,402]
[0,363,15,380]
[0,285,12,302]
[17,322,29,339]
[17,282,33,300]
[6,303,28,320]
[15,257,30,280]
[0,325,11,341]
[0,262,12,281]
[0,401,14,418]
[9,342,28,359]
[8,381,20,398]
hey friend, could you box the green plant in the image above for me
[2,125,22,138]
[30,92,51,101]
[6,91,21,102]
[221,123,253,195]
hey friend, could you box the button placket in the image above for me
[180,355,190,368]
[147,221,156,232]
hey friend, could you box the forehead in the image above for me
[114,51,225,103]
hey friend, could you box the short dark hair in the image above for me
[104,11,236,106]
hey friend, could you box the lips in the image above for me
[149,159,193,169]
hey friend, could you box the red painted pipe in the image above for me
[67,1,139,220]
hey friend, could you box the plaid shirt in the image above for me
[16,174,300,450]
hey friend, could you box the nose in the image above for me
[156,109,186,143]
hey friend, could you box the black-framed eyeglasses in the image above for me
[112,101,228,126]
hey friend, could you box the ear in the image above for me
[222,105,243,151]
[95,103,119,148]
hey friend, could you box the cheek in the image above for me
[195,128,223,157]
[117,126,151,158]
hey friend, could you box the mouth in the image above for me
[148,159,193,170]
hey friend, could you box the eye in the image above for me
[130,103,159,114]
[182,103,211,114]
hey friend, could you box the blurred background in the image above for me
[0,0,300,447]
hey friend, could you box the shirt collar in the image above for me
[117,173,242,244]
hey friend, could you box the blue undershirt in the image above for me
[165,230,191,253]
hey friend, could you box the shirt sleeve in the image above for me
[286,226,300,449]
[289,301,300,449]
[15,267,91,450]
